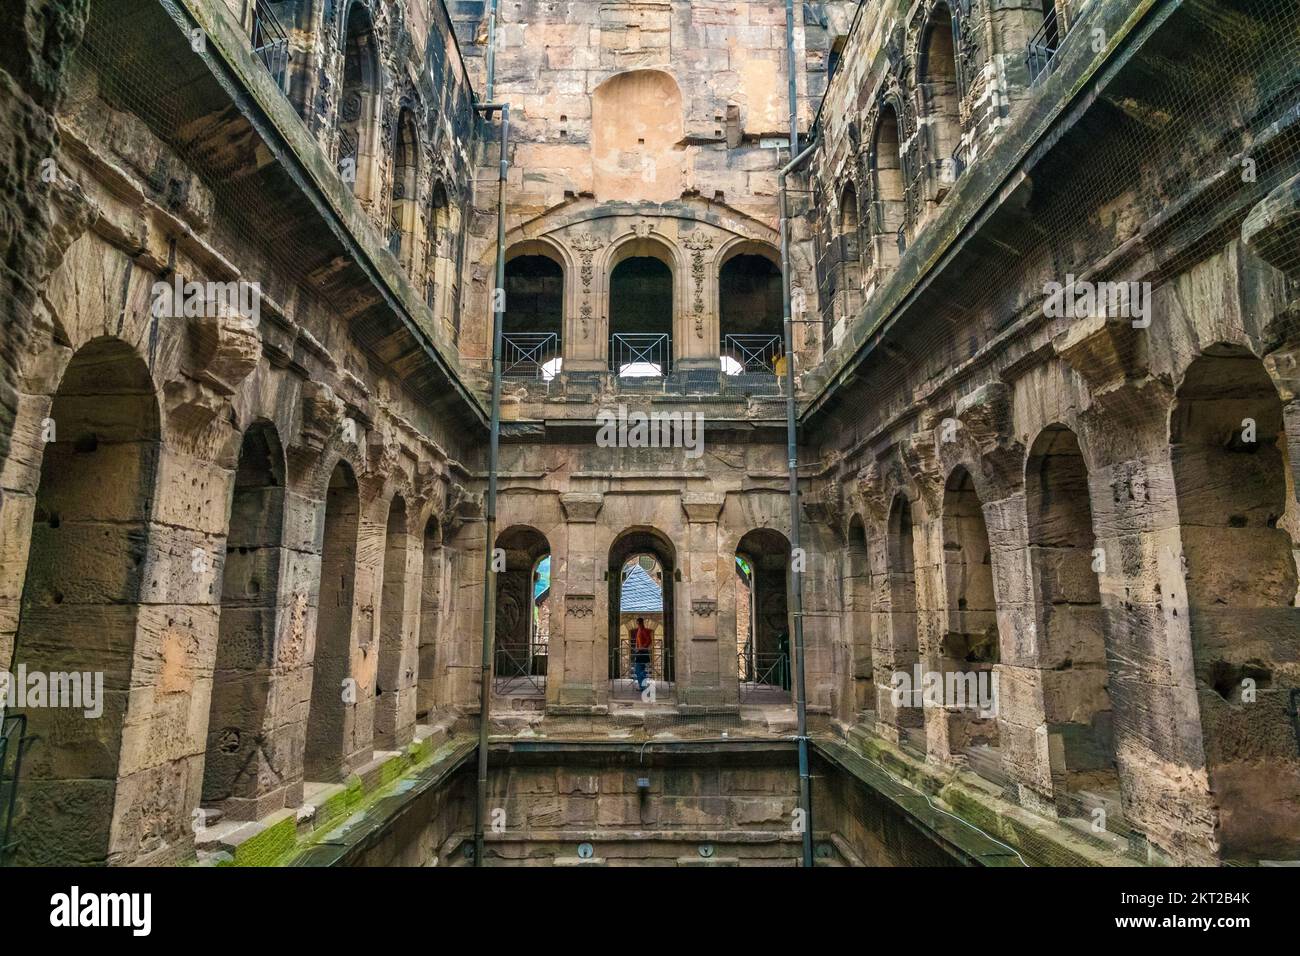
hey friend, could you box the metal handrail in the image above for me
[493,644,545,696]
[251,0,290,93]
[610,332,670,377]
[738,650,792,703]
[722,334,784,375]
[1026,4,1063,84]
[501,332,561,379]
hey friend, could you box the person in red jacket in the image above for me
[631,617,653,691]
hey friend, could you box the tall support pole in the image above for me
[485,0,499,102]
[783,0,815,869]
[473,102,509,867]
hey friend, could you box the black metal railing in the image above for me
[502,332,561,380]
[251,0,290,93]
[337,126,358,184]
[738,651,791,703]
[0,714,31,867]
[1026,4,1063,84]
[722,334,784,375]
[610,333,670,378]
[494,644,546,697]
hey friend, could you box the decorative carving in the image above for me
[567,594,595,617]
[572,232,604,292]
[691,599,718,617]
[683,232,714,338]
[294,380,346,456]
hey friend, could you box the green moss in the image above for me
[224,814,297,868]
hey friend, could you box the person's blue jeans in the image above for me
[634,653,649,689]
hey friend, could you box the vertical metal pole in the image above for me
[783,0,814,869]
[485,0,499,102]
[474,103,508,867]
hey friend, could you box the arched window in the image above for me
[871,104,906,268]
[390,108,420,269]
[609,250,673,379]
[425,181,450,315]
[337,3,380,202]
[736,529,793,703]
[920,3,963,200]
[608,529,676,696]
[503,248,564,380]
[845,515,873,719]
[375,495,414,749]
[493,526,551,697]
[719,250,783,380]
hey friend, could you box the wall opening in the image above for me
[391,107,420,268]
[886,495,922,735]
[375,495,412,750]
[736,529,793,703]
[9,337,160,865]
[202,421,286,819]
[503,251,564,380]
[305,461,360,782]
[1026,425,1119,818]
[591,69,685,202]
[338,2,380,202]
[493,525,550,697]
[416,517,442,721]
[871,105,906,268]
[608,529,675,700]
[610,256,673,377]
[939,466,1000,758]
[1171,349,1300,859]
[846,515,874,720]
[719,251,784,377]
[920,3,962,198]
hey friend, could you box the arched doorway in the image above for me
[337,1,380,202]
[609,251,673,380]
[503,249,564,380]
[608,529,676,700]
[845,515,873,719]
[375,494,413,750]
[202,421,287,819]
[416,516,443,722]
[493,526,550,697]
[920,3,962,196]
[390,107,420,268]
[1171,349,1300,859]
[9,337,160,865]
[305,461,361,782]
[719,250,784,384]
[887,495,922,737]
[871,104,906,267]
[1026,425,1119,820]
[736,529,793,703]
[940,466,1001,763]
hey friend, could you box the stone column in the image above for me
[553,493,604,710]
[680,493,726,709]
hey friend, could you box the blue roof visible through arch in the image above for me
[620,563,662,613]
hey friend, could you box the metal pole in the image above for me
[473,102,509,867]
[782,0,816,870]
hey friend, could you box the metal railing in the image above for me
[251,0,290,93]
[0,714,31,867]
[738,651,792,703]
[610,333,670,378]
[1026,4,1063,84]
[722,334,784,375]
[502,332,561,380]
[494,644,546,697]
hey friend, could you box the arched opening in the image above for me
[609,255,673,378]
[719,251,784,379]
[608,529,675,700]
[375,495,413,750]
[939,466,1001,760]
[1026,425,1119,818]
[920,3,962,198]
[736,529,793,703]
[827,35,848,86]
[846,515,874,719]
[493,526,550,697]
[305,461,361,782]
[425,181,450,315]
[834,182,865,343]
[1170,349,1300,859]
[871,104,906,268]
[201,422,287,819]
[8,337,160,865]
[503,251,564,380]
[416,517,443,722]
[390,107,420,268]
[886,496,922,737]
[337,2,380,202]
